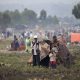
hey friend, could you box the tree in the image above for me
[2,12,11,31]
[22,8,37,25]
[45,15,59,26]
[39,9,47,20]
[11,9,21,24]
[0,12,3,25]
[2,13,11,25]
[4,10,10,14]
[72,3,80,19]
[26,10,37,23]
[53,16,59,24]
[46,16,54,24]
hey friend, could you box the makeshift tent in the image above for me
[71,33,80,42]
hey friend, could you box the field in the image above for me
[0,40,80,80]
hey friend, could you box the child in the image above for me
[49,45,58,69]
[49,52,57,69]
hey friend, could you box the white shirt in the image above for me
[33,43,37,55]
[49,53,56,61]
[32,41,39,55]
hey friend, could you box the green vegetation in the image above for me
[0,8,59,31]
[0,40,80,80]
[72,3,80,19]
[0,39,11,50]
[0,12,11,31]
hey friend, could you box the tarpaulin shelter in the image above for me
[71,33,80,42]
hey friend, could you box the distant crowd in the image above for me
[10,31,74,69]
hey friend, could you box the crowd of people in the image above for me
[31,35,72,69]
[10,31,73,69]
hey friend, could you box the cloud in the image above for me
[0,0,79,17]
[0,0,79,5]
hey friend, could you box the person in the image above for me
[50,36,59,50]
[57,34,66,46]
[51,36,72,68]
[50,36,63,65]
[10,35,18,50]
[31,35,40,66]
[25,37,31,52]
[49,52,57,69]
[14,38,19,50]
[49,43,58,69]
[40,40,50,67]
[11,35,19,51]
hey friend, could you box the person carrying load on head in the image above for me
[25,37,31,52]
[31,35,40,66]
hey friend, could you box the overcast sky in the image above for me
[0,0,80,17]
[0,0,79,4]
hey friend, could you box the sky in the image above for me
[0,0,80,17]
[0,0,79,4]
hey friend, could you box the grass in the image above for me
[0,40,80,80]
[0,39,11,50]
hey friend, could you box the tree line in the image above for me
[0,8,59,31]
[72,3,80,19]
[0,2,80,32]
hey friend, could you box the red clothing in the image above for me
[50,61,56,64]
[49,61,57,68]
